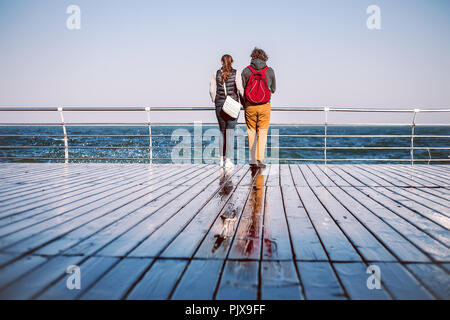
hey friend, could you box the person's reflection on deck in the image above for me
[218,167,234,200]
[212,167,265,254]
[212,168,236,253]
[235,167,265,257]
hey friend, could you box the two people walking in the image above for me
[209,48,276,169]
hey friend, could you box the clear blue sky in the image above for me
[0,0,449,124]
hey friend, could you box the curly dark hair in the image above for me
[250,47,268,61]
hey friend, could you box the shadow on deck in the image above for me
[0,163,448,300]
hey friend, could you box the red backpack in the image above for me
[244,66,271,104]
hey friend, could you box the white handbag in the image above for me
[221,81,241,119]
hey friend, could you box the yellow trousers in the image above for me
[244,102,271,163]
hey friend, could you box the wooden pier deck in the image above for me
[0,163,448,300]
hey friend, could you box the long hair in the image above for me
[221,54,233,84]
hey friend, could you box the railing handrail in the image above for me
[0,106,449,165]
[0,106,449,112]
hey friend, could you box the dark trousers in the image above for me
[215,106,238,159]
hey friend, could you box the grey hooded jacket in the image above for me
[241,58,276,105]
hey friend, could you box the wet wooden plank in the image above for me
[0,170,121,213]
[97,168,222,257]
[297,164,321,187]
[305,164,336,187]
[392,165,450,186]
[0,163,128,193]
[0,164,86,186]
[37,256,119,299]
[332,262,392,300]
[171,259,223,300]
[203,169,272,300]
[127,259,188,300]
[394,165,450,185]
[337,165,384,187]
[0,169,155,231]
[296,262,346,300]
[228,170,266,260]
[310,185,396,262]
[405,263,450,299]
[0,163,62,177]
[419,166,450,181]
[309,164,350,187]
[266,163,279,187]
[262,186,293,260]
[0,165,110,210]
[368,164,429,185]
[80,257,152,300]
[160,167,250,259]
[0,254,48,289]
[400,165,450,184]
[440,263,450,273]
[294,187,362,261]
[303,164,396,262]
[288,164,309,187]
[326,165,365,187]
[345,164,399,187]
[416,187,450,204]
[0,165,175,234]
[340,187,450,262]
[0,164,176,222]
[42,166,216,256]
[370,165,440,187]
[385,186,450,218]
[0,165,137,209]
[0,255,83,299]
[356,164,424,187]
[0,163,448,300]
[374,262,434,299]
[193,170,257,260]
[397,187,450,211]
[280,165,327,261]
[317,184,430,262]
[0,166,88,194]
[1,165,204,253]
[215,260,258,300]
[356,187,450,245]
[0,252,21,268]
[0,164,133,198]
[333,166,450,245]
[292,167,361,262]
[260,261,303,300]
[128,167,245,258]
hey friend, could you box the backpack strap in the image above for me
[248,66,269,74]
[248,66,257,73]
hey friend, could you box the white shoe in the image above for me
[224,158,234,170]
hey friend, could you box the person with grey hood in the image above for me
[241,48,276,169]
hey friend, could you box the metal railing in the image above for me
[0,106,449,165]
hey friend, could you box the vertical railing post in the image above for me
[411,109,419,167]
[58,107,69,164]
[324,107,330,165]
[145,106,152,165]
